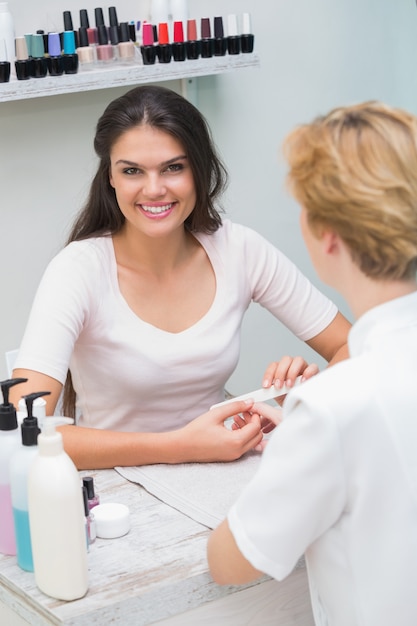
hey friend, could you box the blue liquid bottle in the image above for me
[0,377,27,555]
[10,391,49,571]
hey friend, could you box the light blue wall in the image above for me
[1,0,416,391]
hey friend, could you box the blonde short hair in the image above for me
[284,101,417,280]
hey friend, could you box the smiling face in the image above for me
[109,124,197,238]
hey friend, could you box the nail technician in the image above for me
[208,101,417,626]
[11,85,350,469]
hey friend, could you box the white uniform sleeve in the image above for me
[227,399,346,580]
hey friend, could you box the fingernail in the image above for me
[262,379,269,388]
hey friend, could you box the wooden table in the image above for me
[0,469,314,625]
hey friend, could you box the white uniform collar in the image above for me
[348,290,417,357]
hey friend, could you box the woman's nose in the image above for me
[143,174,166,198]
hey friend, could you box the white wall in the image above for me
[1,0,417,393]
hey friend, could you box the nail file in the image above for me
[210,376,302,409]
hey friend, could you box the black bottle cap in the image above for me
[98,24,109,46]
[78,26,89,48]
[128,23,136,42]
[21,416,40,446]
[20,392,44,447]
[0,378,28,431]
[63,10,73,31]
[108,6,118,28]
[80,9,90,29]
[109,25,119,45]
[95,7,105,27]
[21,391,50,446]
[83,476,96,499]
[119,22,130,43]
[22,390,50,418]
[0,62,10,83]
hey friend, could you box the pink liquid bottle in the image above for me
[0,377,28,555]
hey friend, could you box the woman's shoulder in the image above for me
[53,235,113,266]
[43,236,114,285]
[201,219,268,247]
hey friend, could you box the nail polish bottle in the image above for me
[15,36,32,80]
[30,33,48,78]
[47,32,64,76]
[36,29,48,56]
[128,21,136,44]
[108,6,118,30]
[118,22,136,64]
[200,17,214,58]
[213,16,226,56]
[157,22,171,63]
[76,27,95,69]
[80,8,97,45]
[240,13,254,53]
[0,37,9,82]
[140,22,156,65]
[82,487,96,549]
[227,14,241,55]
[152,24,159,56]
[172,21,186,61]
[134,21,141,45]
[63,10,79,48]
[185,19,200,60]
[62,30,79,74]
[96,23,114,63]
[109,24,120,60]
[82,476,100,510]
[24,33,32,57]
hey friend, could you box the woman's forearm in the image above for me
[59,425,182,469]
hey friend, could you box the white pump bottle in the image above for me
[28,417,88,600]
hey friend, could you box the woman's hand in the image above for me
[177,400,263,463]
[261,355,319,406]
[250,401,283,452]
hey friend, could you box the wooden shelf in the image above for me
[0,52,259,102]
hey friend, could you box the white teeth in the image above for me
[141,203,172,214]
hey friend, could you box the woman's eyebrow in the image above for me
[114,155,188,167]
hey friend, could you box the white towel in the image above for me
[115,450,262,529]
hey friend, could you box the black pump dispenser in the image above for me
[21,391,50,446]
[0,378,28,431]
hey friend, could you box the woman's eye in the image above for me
[164,163,184,173]
[123,167,141,175]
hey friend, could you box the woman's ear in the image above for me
[321,229,341,255]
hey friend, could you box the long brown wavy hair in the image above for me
[62,85,228,417]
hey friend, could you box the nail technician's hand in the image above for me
[250,402,283,452]
[261,356,319,405]
[179,400,263,463]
